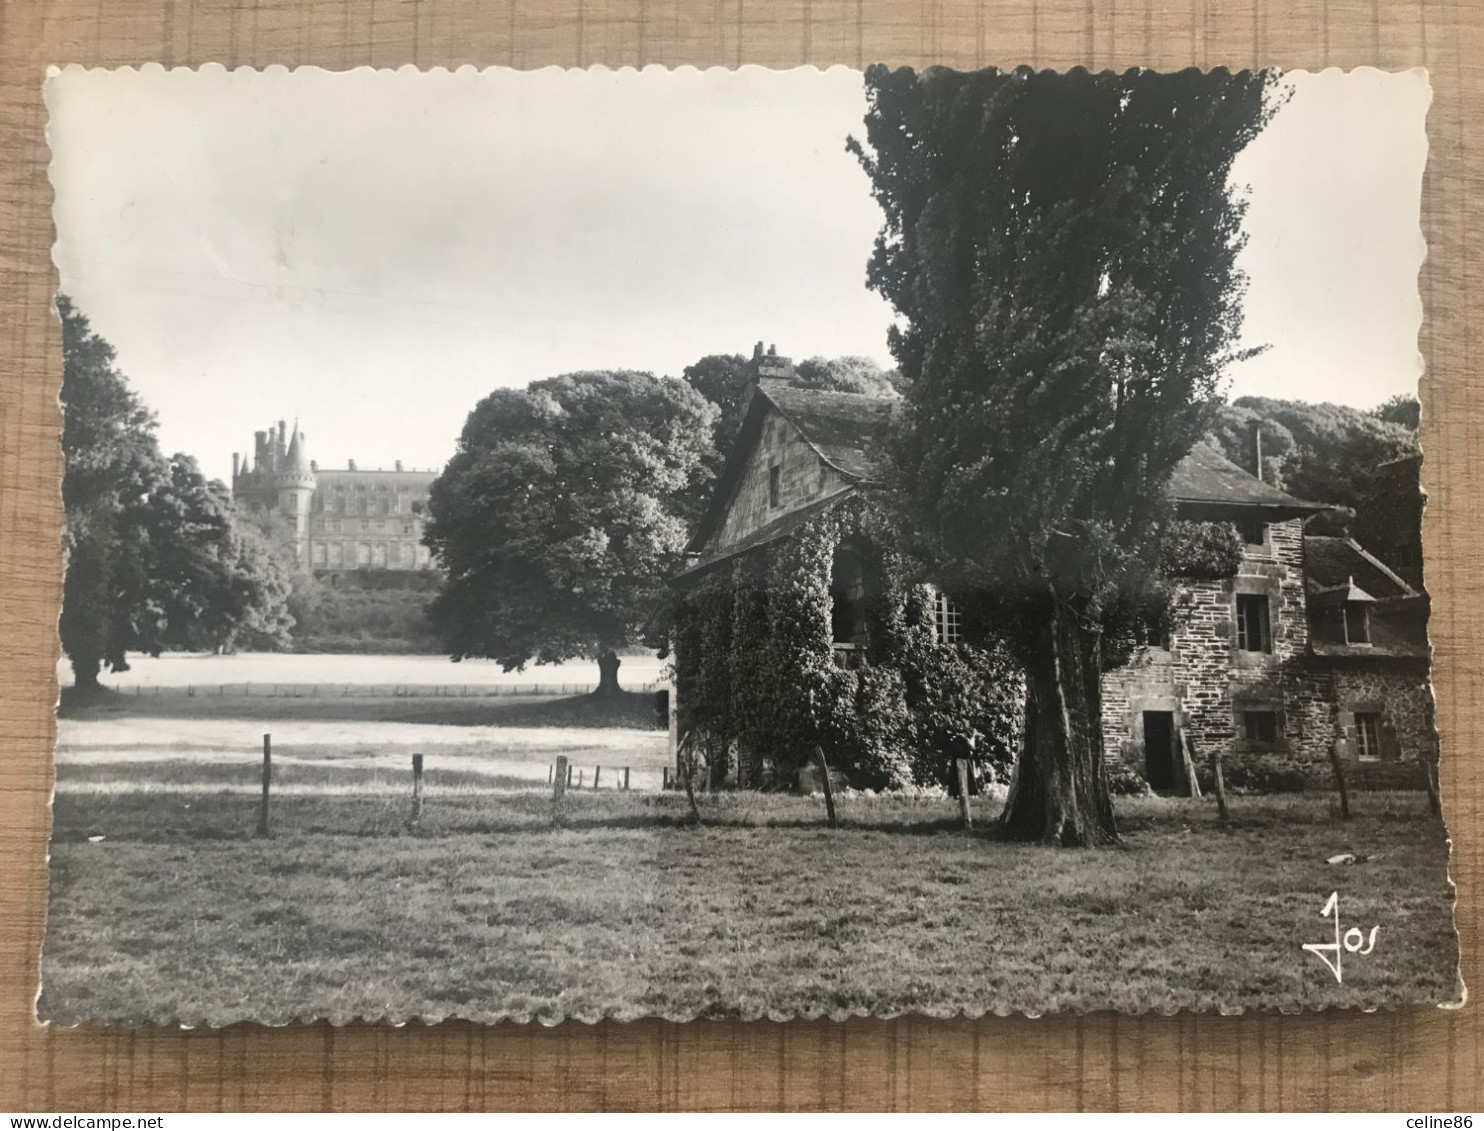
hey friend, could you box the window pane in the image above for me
[1243,710,1277,744]
[1236,594,1270,652]
[1356,712,1382,760]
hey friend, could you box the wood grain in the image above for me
[1,0,1478,1112]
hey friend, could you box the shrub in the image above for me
[1107,759,1155,797]
[1197,761,1308,794]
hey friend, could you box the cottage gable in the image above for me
[679,379,890,579]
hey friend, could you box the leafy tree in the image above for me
[850,65,1277,845]
[681,353,752,449]
[1207,395,1418,529]
[137,454,295,653]
[792,355,901,398]
[425,371,717,694]
[59,297,293,689]
[1373,393,1421,431]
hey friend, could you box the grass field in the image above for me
[41,788,1460,1024]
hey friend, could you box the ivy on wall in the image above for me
[672,497,1023,791]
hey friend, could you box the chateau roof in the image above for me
[283,427,312,476]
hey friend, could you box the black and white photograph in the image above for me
[40,62,1457,1025]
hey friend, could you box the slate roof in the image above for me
[1168,442,1326,518]
[1304,536,1419,600]
[757,380,894,481]
[681,383,1329,573]
[1304,535,1428,660]
[764,391,1323,517]
[674,489,856,580]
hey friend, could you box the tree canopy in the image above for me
[1207,395,1419,531]
[59,296,293,689]
[852,65,1277,845]
[424,370,717,692]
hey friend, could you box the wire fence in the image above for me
[130,680,663,700]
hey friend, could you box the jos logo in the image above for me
[1302,891,1380,983]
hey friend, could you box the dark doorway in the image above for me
[1143,711,1177,793]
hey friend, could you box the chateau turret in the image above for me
[230,415,437,574]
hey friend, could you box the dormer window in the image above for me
[1344,601,1371,645]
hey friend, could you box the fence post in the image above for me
[955,758,972,829]
[680,744,701,824]
[410,753,424,828]
[813,746,838,828]
[1328,743,1352,820]
[256,733,272,836]
[594,766,601,790]
[567,762,574,788]
[663,767,671,790]
[1205,738,1229,824]
[548,763,554,784]
[577,769,584,788]
[1179,729,1203,799]
[623,766,631,791]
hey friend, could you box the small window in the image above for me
[1242,710,1278,746]
[1235,594,1271,652]
[932,592,962,644]
[768,465,782,508]
[1240,520,1267,546]
[1355,712,1383,761]
[1344,602,1371,644]
[1143,622,1171,650]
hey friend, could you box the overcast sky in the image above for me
[46,65,1429,484]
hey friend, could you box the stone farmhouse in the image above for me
[231,419,438,576]
[672,354,1433,792]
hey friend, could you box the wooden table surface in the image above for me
[1,0,1479,1112]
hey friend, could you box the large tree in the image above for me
[851,65,1278,845]
[424,371,717,694]
[59,296,293,689]
[1208,395,1418,530]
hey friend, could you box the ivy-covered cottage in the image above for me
[669,355,1434,794]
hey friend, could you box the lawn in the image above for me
[40,788,1460,1024]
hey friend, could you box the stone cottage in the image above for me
[671,356,1434,792]
[1100,446,1433,792]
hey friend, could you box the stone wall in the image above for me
[709,407,849,553]
[1326,661,1436,788]
[1104,519,1336,784]
[1102,518,1434,791]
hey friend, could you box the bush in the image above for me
[1198,761,1308,794]
[1107,759,1155,797]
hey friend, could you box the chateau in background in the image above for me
[231,419,437,575]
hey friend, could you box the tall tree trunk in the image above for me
[594,648,622,697]
[1000,596,1120,846]
[71,654,101,694]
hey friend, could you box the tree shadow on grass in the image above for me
[57,687,664,730]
